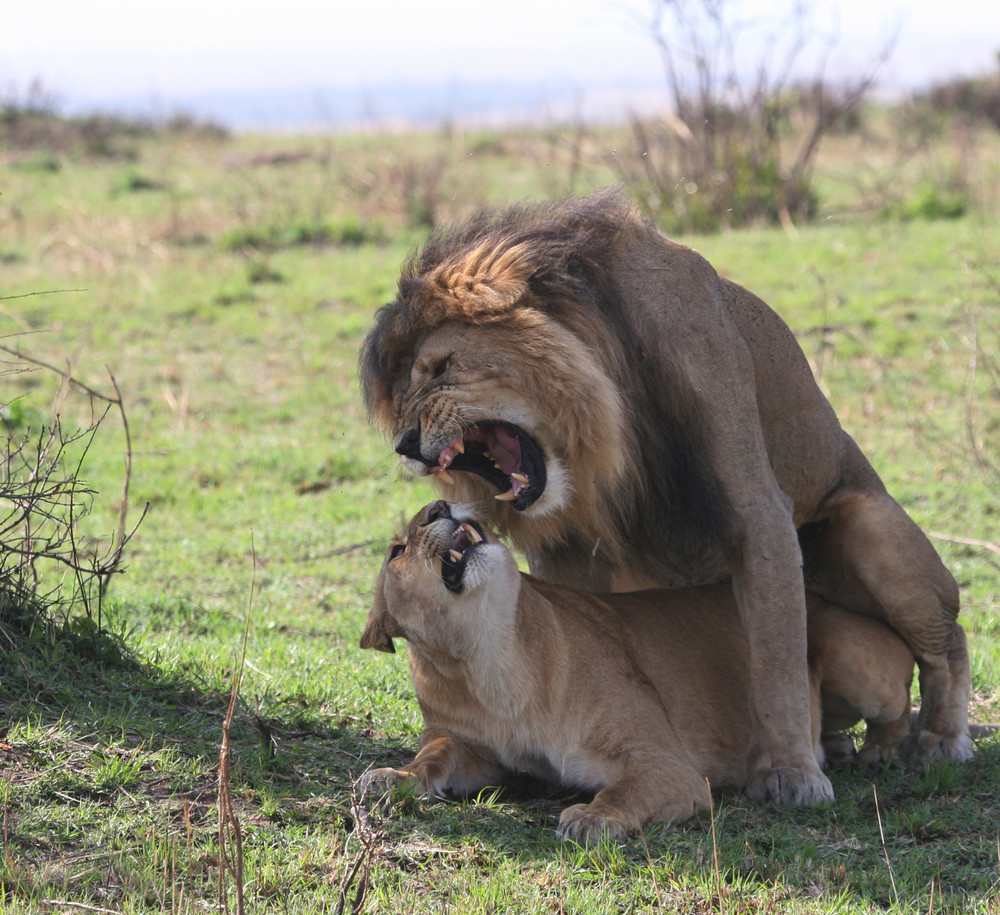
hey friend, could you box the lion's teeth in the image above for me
[453,439,465,454]
[510,472,529,484]
[449,549,463,562]
[462,523,482,543]
[433,467,455,485]
[495,489,518,502]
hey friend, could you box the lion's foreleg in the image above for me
[732,510,834,806]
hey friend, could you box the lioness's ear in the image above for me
[359,617,396,653]
[359,579,403,653]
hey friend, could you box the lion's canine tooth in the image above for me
[495,489,518,502]
[462,523,482,543]
[433,467,455,485]
[511,472,529,485]
[449,549,463,562]
[453,439,465,454]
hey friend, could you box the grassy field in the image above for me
[1,117,999,913]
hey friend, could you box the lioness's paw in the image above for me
[355,767,415,797]
[899,730,974,763]
[821,732,857,770]
[857,742,893,769]
[746,766,834,807]
[556,804,628,845]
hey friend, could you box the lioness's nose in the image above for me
[395,425,423,460]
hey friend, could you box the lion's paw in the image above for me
[746,765,834,807]
[899,729,974,763]
[355,767,415,797]
[556,804,628,845]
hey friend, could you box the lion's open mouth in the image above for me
[440,519,485,591]
[430,423,547,511]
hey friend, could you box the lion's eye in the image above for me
[389,542,406,561]
[432,356,450,379]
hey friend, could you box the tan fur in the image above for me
[359,191,972,806]
[358,503,915,843]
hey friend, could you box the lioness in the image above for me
[359,190,971,806]
[358,502,916,842]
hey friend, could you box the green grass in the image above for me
[1,122,999,913]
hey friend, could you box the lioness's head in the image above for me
[359,194,636,548]
[360,500,517,655]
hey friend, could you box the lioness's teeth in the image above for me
[510,472,529,485]
[495,489,518,502]
[461,523,482,543]
[449,549,463,562]
[453,439,465,454]
[433,467,455,485]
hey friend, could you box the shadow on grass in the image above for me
[0,611,406,801]
[350,731,1000,909]
[3,616,1000,911]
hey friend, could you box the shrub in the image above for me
[0,346,143,647]
[922,65,1000,131]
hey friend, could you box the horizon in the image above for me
[4,0,999,130]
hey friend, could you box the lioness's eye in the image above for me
[432,358,449,379]
[388,542,406,561]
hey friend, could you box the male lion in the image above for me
[359,190,971,807]
[358,501,916,842]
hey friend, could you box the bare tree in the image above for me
[615,0,896,232]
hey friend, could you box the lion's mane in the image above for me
[360,190,735,580]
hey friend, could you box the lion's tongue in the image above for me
[478,425,521,475]
[434,424,529,498]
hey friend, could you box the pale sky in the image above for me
[3,0,998,109]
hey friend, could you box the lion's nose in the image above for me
[395,425,423,461]
[425,500,452,523]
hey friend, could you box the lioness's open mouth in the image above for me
[430,422,547,511]
[440,518,485,591]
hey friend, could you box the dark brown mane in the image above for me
[359,190,646,417]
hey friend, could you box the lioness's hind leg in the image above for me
[820,731,857,769]
[802,460,971,762]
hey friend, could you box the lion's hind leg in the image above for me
[802,454,972,763]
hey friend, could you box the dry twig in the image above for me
[217,536,257,915]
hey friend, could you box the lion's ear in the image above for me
[359,579,403,653]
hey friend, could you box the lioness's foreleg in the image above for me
[802,469,972,762]
[555,753,710,844]
[357,728,506,799]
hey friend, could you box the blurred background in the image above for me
[5,0,1000,131]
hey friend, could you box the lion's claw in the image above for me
[556,804,628,844]
[355,767,413,797]
[746,766,834,807]
[899,729,974,762]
